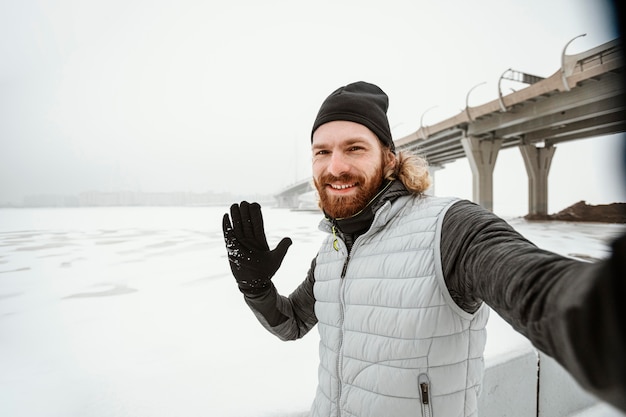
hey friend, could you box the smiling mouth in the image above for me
[329,183,356,190]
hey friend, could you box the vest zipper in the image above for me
[332,218,375,417]
[419,373,433,417]
[341,254,350,278]
[336,253,351,416]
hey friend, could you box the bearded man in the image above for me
[223,81,626,416]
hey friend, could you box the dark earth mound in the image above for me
[525,201,626,223]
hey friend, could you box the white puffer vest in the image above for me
[311,195,489,417]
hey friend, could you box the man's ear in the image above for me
[383,149,398,179]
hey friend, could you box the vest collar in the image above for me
[322,179,409,235]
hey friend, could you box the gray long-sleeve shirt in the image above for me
[243,199,626,411]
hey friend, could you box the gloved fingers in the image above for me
[222,213,241,269]
[249,202,270,250]
[229,203,243,236]
[239,201,255,240]
[222,213,233,238]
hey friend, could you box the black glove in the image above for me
[222,201,292,295]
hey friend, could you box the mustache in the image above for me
[318,173,362,184]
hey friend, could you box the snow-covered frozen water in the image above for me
[0,206,624,417]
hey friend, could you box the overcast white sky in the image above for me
[0,0,623,213]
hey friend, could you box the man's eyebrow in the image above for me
[312,138,369,148]
[344,138,368,145]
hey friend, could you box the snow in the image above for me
[0,206,624,417]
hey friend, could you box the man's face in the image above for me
[312,120,389,219]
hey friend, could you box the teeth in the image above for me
[330,184,354,190]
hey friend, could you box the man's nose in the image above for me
[327,152,350,177]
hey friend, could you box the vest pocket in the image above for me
[418,373,433,417]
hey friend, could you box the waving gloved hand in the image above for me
[222,201,292,295]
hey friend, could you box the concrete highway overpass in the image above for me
[276,37,624,215]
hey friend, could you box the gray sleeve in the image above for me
[441,200,626,411]
[243,257,318,341]
[440,199,587,323]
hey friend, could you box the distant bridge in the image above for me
[275,178,313,209]
[276,37,625,215]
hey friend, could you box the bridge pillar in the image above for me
[460,136,502,211]
[426,165,442,195]
[519,144,556,217]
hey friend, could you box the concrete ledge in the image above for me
[479,309,538,417]
[538,353,597,416]
[479,309,626,417]
[479,347,538,417]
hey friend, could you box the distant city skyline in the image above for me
[4,190,276,208]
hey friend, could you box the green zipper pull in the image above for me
[332,226,339,251]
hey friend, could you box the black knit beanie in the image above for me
[311,81,395,152]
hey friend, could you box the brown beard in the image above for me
[314,163,384,219]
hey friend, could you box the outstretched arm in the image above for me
[441,200,626,411]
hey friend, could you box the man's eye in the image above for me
[314,150,329,156]
[348,146,363,152]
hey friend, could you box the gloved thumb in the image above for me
[273,237,293,261]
